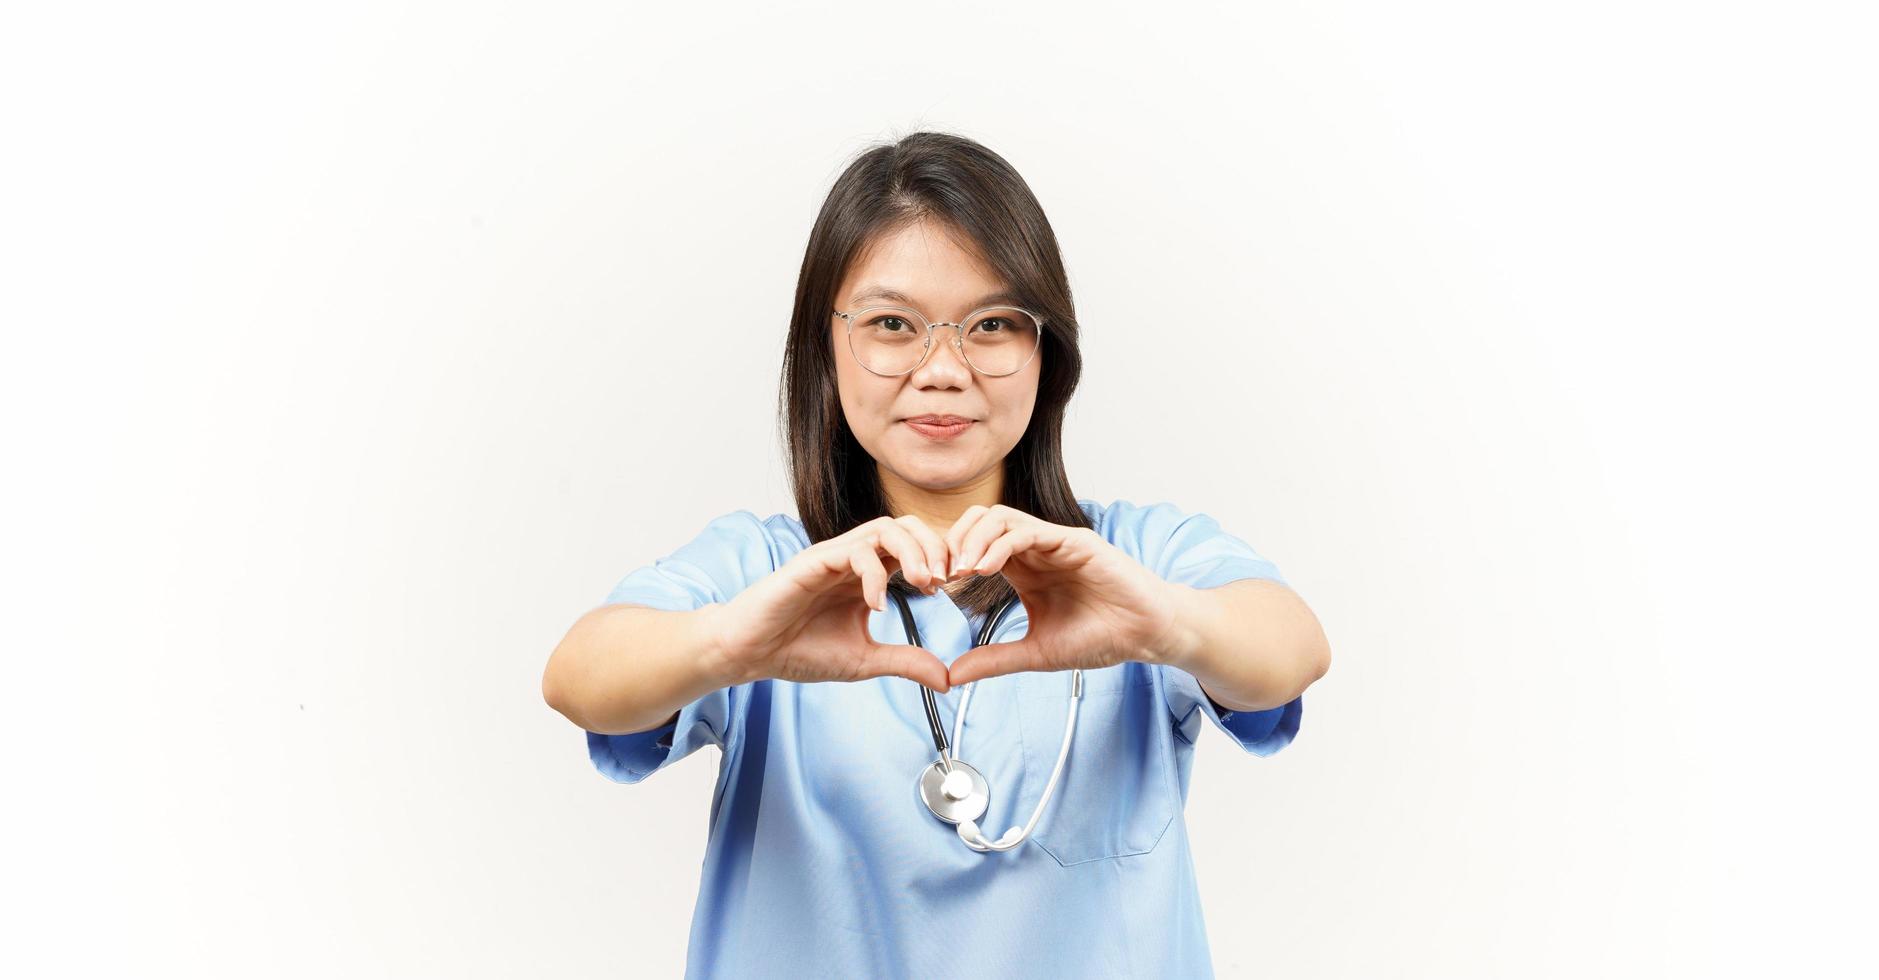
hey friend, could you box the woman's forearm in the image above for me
[542,603,740,736]
[1152,578,1331,712]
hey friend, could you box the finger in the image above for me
[872,521,934,591]
[954,509,1016,578]
[944,505,993,577]
[947,640,1041,687]
[793,540,862,590]
[860,645,952,693]
[970,527,1040,576]
[848,544,889,612]
[896,515,949,592]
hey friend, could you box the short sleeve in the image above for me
[1132,501,1303,757]
[585,510,775,784]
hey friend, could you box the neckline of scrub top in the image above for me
[873,584,1026,669]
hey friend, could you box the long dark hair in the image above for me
[777,131,1092,619]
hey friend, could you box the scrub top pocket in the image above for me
[1015,663,1179,867]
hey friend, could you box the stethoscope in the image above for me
[888,586,1083,853]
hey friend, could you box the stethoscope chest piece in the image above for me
[917,758,989,825]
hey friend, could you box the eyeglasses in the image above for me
[832,304,1045,377]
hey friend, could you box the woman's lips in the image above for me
[904,419,974,441]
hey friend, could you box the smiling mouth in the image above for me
[903,419,974,440]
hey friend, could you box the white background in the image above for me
[5,1,1874,977]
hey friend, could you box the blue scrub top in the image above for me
[584,498,1303,978]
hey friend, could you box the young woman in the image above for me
[543,131,1331,978]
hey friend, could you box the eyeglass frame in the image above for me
[831,304,1048,378]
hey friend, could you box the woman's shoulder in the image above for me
[691,508,812,565]
[686,507,806,535]
[1075,496,1194,536]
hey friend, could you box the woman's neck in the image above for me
[879,464,1004,541]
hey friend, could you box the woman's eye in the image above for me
[975,318,1007,333]
[879,317,910,332]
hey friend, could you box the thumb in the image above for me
[863,644,953,694]
[946,640,1038,688]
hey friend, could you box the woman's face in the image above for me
[831,218,1042,500]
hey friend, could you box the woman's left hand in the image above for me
[942,504,1183,687]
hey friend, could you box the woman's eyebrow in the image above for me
[851,285,1026,309]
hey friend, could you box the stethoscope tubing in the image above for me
[891,584,1023,771]
[891,584,1082,852]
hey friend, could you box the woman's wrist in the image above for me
[698,601,758,688]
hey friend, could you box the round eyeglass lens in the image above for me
[850,307,1040,376]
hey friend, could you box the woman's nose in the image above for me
[913,326,974,381]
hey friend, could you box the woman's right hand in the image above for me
[710,515,956,692]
